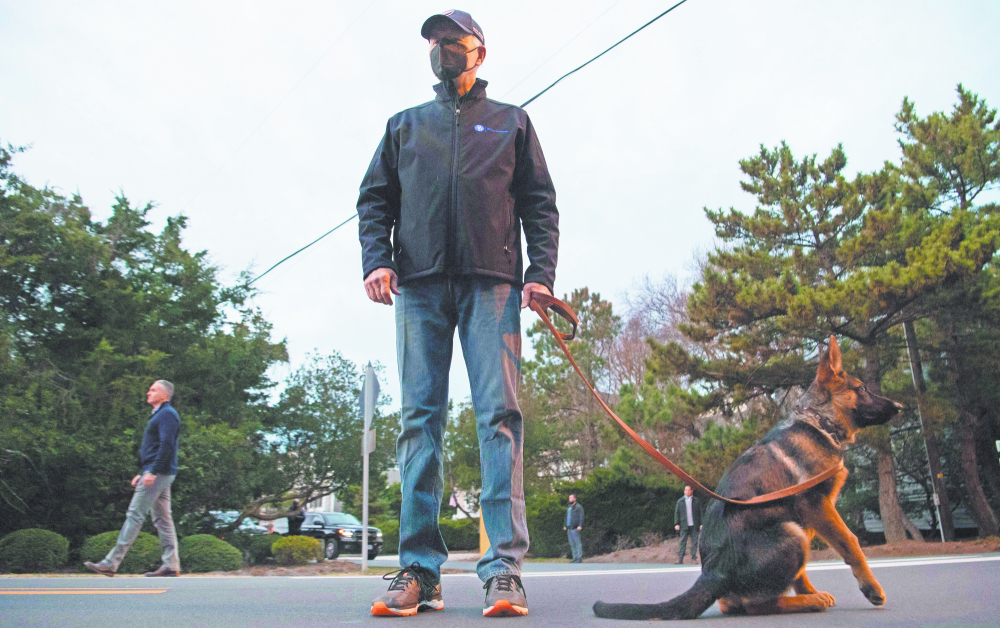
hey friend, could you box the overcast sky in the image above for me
[3,0,999,409]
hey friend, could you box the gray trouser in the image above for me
[678,525,699,560]
[104,474,180,571]
[567,528,583,562]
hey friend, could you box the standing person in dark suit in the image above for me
[674,485,702,564]
[84,380,182,577]
[563,494,585,563]
[288,499,306,535]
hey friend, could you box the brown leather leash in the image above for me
[528,293,842,506]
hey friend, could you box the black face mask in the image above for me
[430,43,477,82]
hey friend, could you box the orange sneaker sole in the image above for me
[483,599,528,617]
[371,601,418,617]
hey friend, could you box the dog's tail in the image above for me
[592,572,723,621]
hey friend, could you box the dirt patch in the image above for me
[585,536,1000,564]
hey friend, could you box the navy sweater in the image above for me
[140,402,180,475]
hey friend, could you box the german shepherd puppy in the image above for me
[593,336,902,620]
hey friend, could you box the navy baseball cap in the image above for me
[421,10,485,44]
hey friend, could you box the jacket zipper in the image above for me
[450,96,461,268]
[503,199,513,262]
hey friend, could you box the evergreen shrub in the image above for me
[526,468,683,558]
[375,519,399,554]
[439,517,478,551]
[80,531,161,574]
[271,535,321,566]
[246,534,279,565]
[0,528,70,573]
[178,534,242,572]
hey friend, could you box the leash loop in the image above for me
[528,293,842,506]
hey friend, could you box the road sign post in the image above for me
[359,363,380,573]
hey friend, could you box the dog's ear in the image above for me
[828,335,842,372]
[817,336,843,383]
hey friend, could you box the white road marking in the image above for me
[289,554,1000,579]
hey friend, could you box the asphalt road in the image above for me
[2,555,998,628]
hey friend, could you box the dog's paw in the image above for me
[816,591,836,608]
[860,581,885,606]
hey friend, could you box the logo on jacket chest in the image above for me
[474,124,508,134]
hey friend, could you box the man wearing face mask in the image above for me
[358,9,559,619]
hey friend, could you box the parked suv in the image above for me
[299,511,383,560]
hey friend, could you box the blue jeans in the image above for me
[567,528,583,562]
[395,274,528,582]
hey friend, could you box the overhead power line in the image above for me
[520,0,690,108]
[246,0,693,287]
[248,214,357,286]
[499,0,624,101]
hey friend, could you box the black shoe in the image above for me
[144,565,180,577]
[676,558,684,564]
[483,574,528,617]
[83,561,115,577]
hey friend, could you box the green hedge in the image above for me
[220,531,281,566]
[246,534,279,565]
[526,468,683,558]
[178,534,242,573]
[371,517,477,553]
[79,531,161,574]
[440,518,478,551]
[271,535,321,566]
[375,470,682,560]
[375,519,399,554]
[0,528,70,573]
[526,492,571,559]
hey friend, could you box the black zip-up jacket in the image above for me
[357,79,559,290]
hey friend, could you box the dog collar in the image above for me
[801,408,849,449]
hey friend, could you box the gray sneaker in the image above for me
[483,574,528,617]
[371,564,442,616]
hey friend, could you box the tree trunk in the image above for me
[903,320,955,541]
[863,347,924,543]
[957,410,1000,537]
[875,438,915,543]
[942,330,1000,539]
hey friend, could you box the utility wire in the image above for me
[247,0,692,287]
[248,214,356,286]
[520,0,690,108]
[499,0,623,101]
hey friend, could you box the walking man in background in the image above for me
[358,9,559,618]
[563,494,584,563]
[674,485,702,564]
[84,380,181,577]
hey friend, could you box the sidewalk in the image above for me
[341,552,480,571]
[341,552,698,573]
